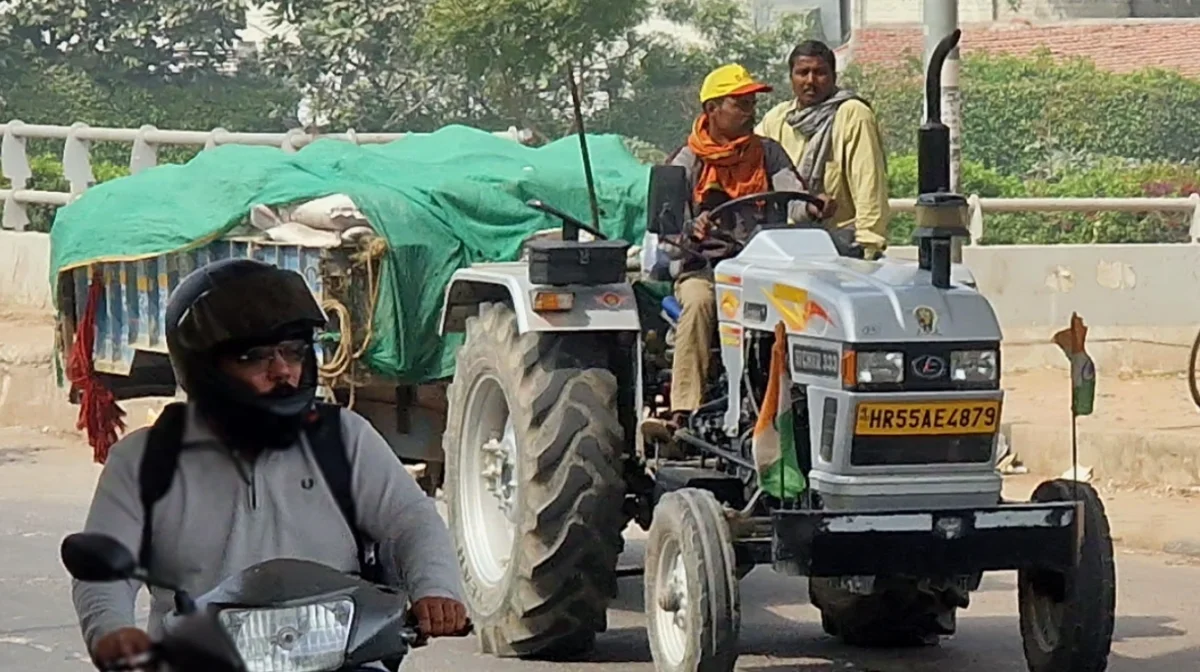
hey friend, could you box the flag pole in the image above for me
[1054,312,1094,503]
[1070,382,1079,501]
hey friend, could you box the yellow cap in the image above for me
[699,64,773,103]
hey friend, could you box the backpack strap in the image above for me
[305,402,381,582]
[137,402,189,571]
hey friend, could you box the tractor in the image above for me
[436,31,1115,672]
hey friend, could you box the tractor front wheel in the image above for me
[1018,479,1116,672]
[444,302,627,659]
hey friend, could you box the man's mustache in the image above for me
[263,383,300,399]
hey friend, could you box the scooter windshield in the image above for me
[197,558,371,608]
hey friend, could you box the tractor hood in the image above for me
[713,229,1001,344]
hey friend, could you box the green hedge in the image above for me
[847,50,1200,176]
[0,63,299,167]
[886,154,1200,245]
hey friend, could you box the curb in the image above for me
[1002,421,1200,490]
[1161,539,1200,559]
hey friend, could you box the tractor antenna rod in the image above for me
[566,62,602,233]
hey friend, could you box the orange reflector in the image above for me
[532,291,575,312]
[841,350,857,386]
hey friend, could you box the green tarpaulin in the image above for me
[50,125,652,382]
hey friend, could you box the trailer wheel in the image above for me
[443,302,627,659]
[1018,479,1116,672]
[645,488,740,672]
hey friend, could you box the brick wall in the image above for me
[841,19,1200,77]
[856,0,999,24]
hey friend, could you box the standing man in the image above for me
[757,40,891,259]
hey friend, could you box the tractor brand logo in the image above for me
[598,292,624,308]
[764,284,835,333]
[911,354,947,380]
[719,291,740,319]
[914,305,938,335]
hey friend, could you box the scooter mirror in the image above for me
[61,532,138,582]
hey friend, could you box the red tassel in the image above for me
[66,269,127,464]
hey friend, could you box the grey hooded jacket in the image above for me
[70,405,462,652]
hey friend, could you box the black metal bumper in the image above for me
[749,502,1080,577]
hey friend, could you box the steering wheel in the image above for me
[702,190,866,258]
[706,190,825,226]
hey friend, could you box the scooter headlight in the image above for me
[217,599,355,672]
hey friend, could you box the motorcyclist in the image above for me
[71,258,468,668]
[643,63,833,441]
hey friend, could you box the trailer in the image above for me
[56,222,450,488]
[50,125,654,492]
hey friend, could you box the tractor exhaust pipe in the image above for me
[914,29,968,290]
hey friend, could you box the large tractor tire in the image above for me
[443,302,627,659]
[645,488,741,672]
[1018,479,1116,672]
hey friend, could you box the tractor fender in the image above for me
[439,264,642,336]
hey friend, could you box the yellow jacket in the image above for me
[755,98,890,253]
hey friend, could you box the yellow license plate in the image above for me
[854,400,1001,436]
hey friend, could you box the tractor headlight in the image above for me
[950,350,998,383]
[217,599,355,672]
[856,351,905,384]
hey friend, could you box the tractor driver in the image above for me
[645,63,833,440]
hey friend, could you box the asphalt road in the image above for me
[2,428,1198,672]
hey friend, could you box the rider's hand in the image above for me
[412,596,471,638]
[806,194,836,220]
[91,627,152,668]
[691,211,713,240]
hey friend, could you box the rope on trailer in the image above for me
[66,268,128,464]
[319,235,389,408]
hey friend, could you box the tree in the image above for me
[421,0,651,135]
[591,0,819,150]
[0,1,298,166]
[260,0,463,132]
[262,0,815,144]
[4,0,251,80]
[261,0,657,137]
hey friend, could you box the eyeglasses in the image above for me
[233,340,311,368]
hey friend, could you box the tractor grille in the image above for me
[850,435,994,466]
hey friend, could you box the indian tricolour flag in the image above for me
[1052,312,1096,417]
[752,321,807,500]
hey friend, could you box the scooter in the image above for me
[61,532,471,672]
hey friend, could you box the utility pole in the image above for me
[923,0,961,193]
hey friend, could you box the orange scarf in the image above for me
[686,114,769,206]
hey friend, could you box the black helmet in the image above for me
[165,258,327,449]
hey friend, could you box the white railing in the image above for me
[888,194,1200,243]
[2,121,1199,239]
[0,121,534,231]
